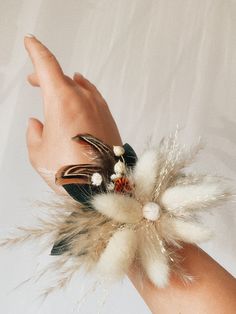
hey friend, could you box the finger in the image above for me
[27,72,76,88]
[27,73,40,87]
[26,117,44,149]
[28,69,98,92]
[73,72,105,98]
[24,34,66,95]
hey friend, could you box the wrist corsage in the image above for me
[0,132,232,293]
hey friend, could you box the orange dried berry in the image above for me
[114,177,133,194]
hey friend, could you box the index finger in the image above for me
[24,34,66,96]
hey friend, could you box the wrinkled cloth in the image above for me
[0,1,235,313]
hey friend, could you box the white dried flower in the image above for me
[110,173,122,181]
[113,145,125,157]
[114,160,126,174]
[91,172,103,186]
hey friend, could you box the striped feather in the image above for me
[55,164,104,185]
[72,134,116,179]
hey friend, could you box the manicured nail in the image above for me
[25,33,35,38]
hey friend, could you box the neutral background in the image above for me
[0,0,235,313]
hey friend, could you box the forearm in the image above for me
[128,244,236,314]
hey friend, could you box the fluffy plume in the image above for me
[170,219,213,244]
[91,193,142,223]
[132,149,160,201]
[161,176,231,214]
[96,228,137,280]
[138,224,170,288]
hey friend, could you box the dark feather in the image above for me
[50,209,116,257]
[62,184,106,208]
[55,134,138,207]
[51,134,138,256]
[122,143,138,168]
[72,134,116,179]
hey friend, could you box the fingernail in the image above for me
[25,33,35,38]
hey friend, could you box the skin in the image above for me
[24,35,236,313]
[25,35,122,194]
[129,245,236,313]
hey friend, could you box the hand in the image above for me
[24,35,122,194]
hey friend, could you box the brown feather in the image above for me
[72,134,117,180]
[55,164,104,185]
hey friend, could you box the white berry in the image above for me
[113,145,125,157]
[142,202,161,221]
[114,160,126,174]
[91,172,103,186]
[110,173,122,181]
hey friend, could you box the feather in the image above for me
[55,134,138,207]
[122,143,138,168]
[52,134,139,256]
[72,134,138,177]
[37,167,66,195]
[72,134,116,179]
[55,164,104,185]
[60,183,106,208]
[96,228,137,280]
[55,164,108,207]
[91,193,142,224]
[50,207,119,260]
[161,176,231,214]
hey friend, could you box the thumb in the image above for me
[26,117,43,149]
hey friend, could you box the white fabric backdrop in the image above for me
[0,0,235,313]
